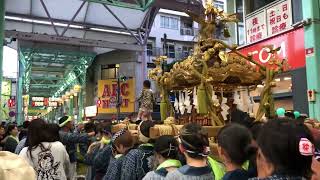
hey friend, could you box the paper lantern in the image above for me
[276,108,286,117]
[294,111,301,119]
[74,85,81,93]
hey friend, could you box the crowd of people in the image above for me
[0,113,319,180]
[0,80,319,180]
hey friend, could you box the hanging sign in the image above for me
[245,10,268,44]
[266,0,292,36]
[305,48,315,57]
[97,79,135,113]
[31,97,59,107]
[85,106,97,117]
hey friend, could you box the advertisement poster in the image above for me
[98,79,135,113]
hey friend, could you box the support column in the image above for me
[16,53,24,125]
[303,0,320,120]
[78,90,83,122]
[0,0,4,104]
[69,96,74,117]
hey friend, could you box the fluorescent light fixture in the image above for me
[33,20,51,25]
[5,16,84,29]
[90,28,135,35]
[5,16,22,21]
[275,78,281,82]
[69,25,84,29]
[284,77,292,81]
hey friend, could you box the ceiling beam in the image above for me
[30,76,63,80]
[30,58,84,65]
[82,0,155,11]
[6,30,144,51]
[153,0,204,15]
[31,66,67,72]
[30,84,61,88]
[6,12,139,32]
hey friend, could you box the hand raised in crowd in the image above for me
[87,131,96,137]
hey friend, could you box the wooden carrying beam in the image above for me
[150,125,223,139]
[111,123,223,139]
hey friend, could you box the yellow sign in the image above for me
[98,79,135,113]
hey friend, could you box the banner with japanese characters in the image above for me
[245,10,267,44]
[245,0,293,44]
[266,0,292,36]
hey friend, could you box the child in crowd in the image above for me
[250,118,314,180]
[103,128,134,180]
[121,120,155,180]
[217,124,256,180]
[166,123,214,180]
[143,135,181,180]
[136,80,155,122]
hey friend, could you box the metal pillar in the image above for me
[0,0,5,109]
[116,65,121,122]
[69,96,74,117]
[78,90,83,122]
[303,0,320,120]
[16,53,24,125]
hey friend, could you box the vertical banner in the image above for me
[245,10,268,43]
[98,79,135,113]
[266,0,292,35]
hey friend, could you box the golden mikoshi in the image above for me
[148,1,288,125]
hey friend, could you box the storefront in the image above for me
[239,27,308,114]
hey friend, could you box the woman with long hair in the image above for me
[3,124,19,153]
[19,119,71,180]
[249,118,314,180]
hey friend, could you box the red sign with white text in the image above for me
[239,27,305,70]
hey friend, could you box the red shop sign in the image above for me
[239,27,305,70]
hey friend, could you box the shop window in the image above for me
[147,43,153,56]
[246,0,277,14]
[101,64,118,79]
[237,24,245,45]
[214,0,225,10]
[168,45,175,58]
[182,46,193,57]
[160,16,179,30]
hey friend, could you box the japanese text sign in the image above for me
[245,0,293,44]
[266,0,292,35]
[245,10,267,43]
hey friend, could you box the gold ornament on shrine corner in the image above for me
[148,0,288,125]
